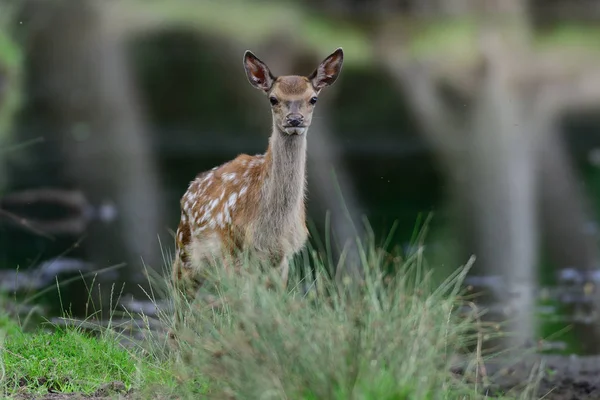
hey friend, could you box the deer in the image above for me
[169,47,344,336]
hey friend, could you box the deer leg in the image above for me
[279,257,290,289]
[168,254,187,348]
[169,243,214,346]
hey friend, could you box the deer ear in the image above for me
[309,47,344,91]
[243,51,275,92]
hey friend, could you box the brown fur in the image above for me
[274,76,311,96]
[170,48,344,337]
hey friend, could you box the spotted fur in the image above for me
[171,47,344,328]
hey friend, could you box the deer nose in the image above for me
[286,114,303,127]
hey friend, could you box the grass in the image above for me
[0,222,543,399]
[0,311,179,397]
[160,221,541,400]
[2,324,160,395]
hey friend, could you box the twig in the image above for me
[0,207,54,240]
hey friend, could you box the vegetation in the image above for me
[0,225,543,399]
[0,323,172,396]
[0,1,596,398]
[0,2,22,139]
[166,236,482,399]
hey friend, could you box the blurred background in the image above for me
[2,0,600,355]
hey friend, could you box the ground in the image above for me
[11,381,133,399]
[7,357,600,400]
[538,378,600,400]
[527,356,600,399]
[454,354,600,399]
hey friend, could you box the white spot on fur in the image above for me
[227,192,238,209]
[201,210,211,222]
[240,186,248,196]
[222,173,236,182]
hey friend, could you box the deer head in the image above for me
[243,47,344,136]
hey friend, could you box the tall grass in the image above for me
[158,221,527,400]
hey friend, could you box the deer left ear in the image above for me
[309,47,344,91]
[243,50,275,92]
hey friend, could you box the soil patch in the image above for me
[12,381,134,400]
[455,353,600,399]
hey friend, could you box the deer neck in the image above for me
[259,124,307,227]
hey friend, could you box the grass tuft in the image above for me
[164,227,503,400]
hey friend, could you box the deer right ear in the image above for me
[309,47,344,91]
[243,51,275,92]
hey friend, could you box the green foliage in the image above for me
[404,18,480,60]
[0,313,20,338]
[0,18,23,140]
[116,0,372,65]
[0,4,23,193]
[535,23,600,52]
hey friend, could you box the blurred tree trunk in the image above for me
[17,0,166,311]
[0,23,23,193]
[375,7,600,354]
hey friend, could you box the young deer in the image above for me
[171,48,344,313]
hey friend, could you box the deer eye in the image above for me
[269,96,279,106]
[309,96,318,105]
